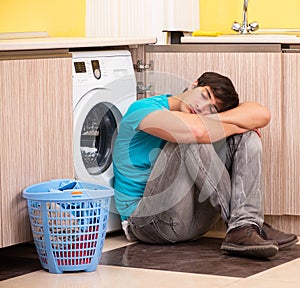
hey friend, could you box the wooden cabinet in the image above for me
[145,46,283,215]
[0,52,74,247]
[282,52,300,215]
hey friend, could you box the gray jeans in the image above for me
[128,131,264,243]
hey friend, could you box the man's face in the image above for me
[181,86,219,115]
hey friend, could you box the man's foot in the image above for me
[221,224,279,258]
[122,220,138,242]
[261,222,298,249]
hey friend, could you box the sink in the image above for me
[222,29,300,38]
[254,28,300,34]
[221,34,298,38]
[181,29,300,44]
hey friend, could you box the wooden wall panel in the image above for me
[282,53,300,215]
[0,56,74,247]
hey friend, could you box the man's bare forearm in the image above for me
[209,102,271,130]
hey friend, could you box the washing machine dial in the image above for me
[93,68,101,79]
[91,60,101,79]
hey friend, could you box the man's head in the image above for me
[196,72,239,112]
[179,72,239,115]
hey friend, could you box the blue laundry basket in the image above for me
[23,179,114,274]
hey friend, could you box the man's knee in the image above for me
[242,131,262,155]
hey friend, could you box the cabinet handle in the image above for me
[282,49,300,53]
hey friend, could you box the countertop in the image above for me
[2,34,300,53]
[0,36,157,51]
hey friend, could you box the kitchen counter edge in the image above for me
[0,37,157,52]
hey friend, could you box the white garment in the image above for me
[121,220,138,242]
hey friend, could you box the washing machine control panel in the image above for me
[72,51,135,89]
[73,59,102,82]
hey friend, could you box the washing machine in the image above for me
[72,50,137,232]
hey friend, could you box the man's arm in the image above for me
[138,109,248,144]
[213,102,271,130]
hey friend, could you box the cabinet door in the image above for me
[146,51,283,215]
[282,53,300,215]
[0,56,74,247]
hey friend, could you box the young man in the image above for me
[112,72,298,258]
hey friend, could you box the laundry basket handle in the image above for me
[23,188,114,201]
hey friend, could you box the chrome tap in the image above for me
[231,0,259,34]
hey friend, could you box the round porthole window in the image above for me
[80,102,122,175]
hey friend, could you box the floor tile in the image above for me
[0,265,240,288]
[100,237,300,278]
[102,232,134,252]
[250,258,300,283]
[0,243,41,281]
[225,278,300,288]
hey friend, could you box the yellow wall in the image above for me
[0,0,85,37]
[199,0,300,33]
[2,1,300,38]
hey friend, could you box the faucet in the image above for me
[231,0,259,34]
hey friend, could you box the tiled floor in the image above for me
[1,232,300,288]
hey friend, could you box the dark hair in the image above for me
[197,72,239,112]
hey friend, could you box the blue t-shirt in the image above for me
[112,94,170,220]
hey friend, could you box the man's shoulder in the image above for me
[129,94,170,111]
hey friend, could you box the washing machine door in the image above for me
[73,88,123,186]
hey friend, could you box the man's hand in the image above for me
[253,128,262,138]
